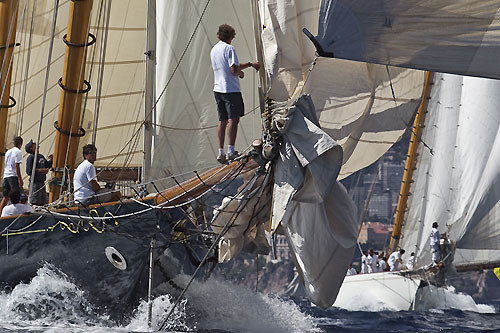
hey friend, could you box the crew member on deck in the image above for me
[388,249,405,271]
[25,139,52,206]
[346,264,357,276]
[430,222,445,266]
[406,252,415,270]
[73,144,121,205]
[1,189,32,217]
[361,251,368,273]
[1,136,24,215]
[210,24,260,164]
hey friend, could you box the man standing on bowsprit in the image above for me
[210,24,259,164]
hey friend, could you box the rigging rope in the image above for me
[386,65,433,155]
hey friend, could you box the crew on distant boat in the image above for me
[406,252,415,270]
[0,136,24,215]
[1,190,32,217]
[388,249,405,271]
[378,255,387,272]
[25,139,52,206]
[430,222,441,266]
[346,264,357,276]
[210,24,260,164]
[368,249,379,273]
[73,144,121,205]
[361,250,368,273]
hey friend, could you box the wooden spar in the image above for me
[0,0,19,175]
[49,0,93,202]
[154,159,258,207]
[388,72,434,256]
[455,261,500,273]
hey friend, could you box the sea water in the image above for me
[0,264,499,332]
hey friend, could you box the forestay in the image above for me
[260,0,424,179]
[400,73,500,269]
[313,0,500,80]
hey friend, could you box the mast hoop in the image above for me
[0,96,16,108]
[62,33,96,48]
[0,42,20,50]
[53,121,86,137]
[58,77,91,94]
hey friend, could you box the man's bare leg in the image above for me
[217,120,228,149]
[227,117,239,146]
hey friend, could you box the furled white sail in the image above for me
[314,0,500,80]
[152,1,261,184]
[271,95,359,308]
[401,73,500,269]
[10,0,148,172]
[260,0,424,179]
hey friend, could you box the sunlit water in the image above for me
[0,265,498,332]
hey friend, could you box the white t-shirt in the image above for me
[371,254,379,272]
[388,251,402,271]
[430,227,440,246]
[406,255,415,270]
[361,254,368,273]
[210,40,240,93]
[347,267,357,276]
[74,160,97,202]
[378,260,386,272]
[3,147,23,178]
[1,203,32,217]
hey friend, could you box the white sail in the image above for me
[260,0,425,179]
[401,73,500,269]
[9,0,148,171]
[314,0,500,80]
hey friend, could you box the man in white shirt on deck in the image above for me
[346,264,357,276]
[73,144,121,205]
[1,190,32,217]
[361,251,368,273]
[388,249,405,271]
[430,222,441,266]
[1,136,24,215]
[368,249,379,273]
[406,252,415,270]
[210,24,259,164]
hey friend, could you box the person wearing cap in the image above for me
[1,189,32,217]
[0,136,24,215]
[25,139,52,206]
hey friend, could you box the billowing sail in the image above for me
[10,0,148,172]
[400,73,500,269]
[260,0,424,179]
[313,0,500,80]
[152,1,261,183]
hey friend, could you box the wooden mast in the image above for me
[49,0,94,202]
[388,72,433,256]
[0,0,19,176]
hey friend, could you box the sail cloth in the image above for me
[11,0,149,169]
[401,73,500,269]
[271,95,359,308]
[211,173,272,263]
[313,0,500,80]
[260,0,424,179]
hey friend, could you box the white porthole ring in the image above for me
[105,246,127,270]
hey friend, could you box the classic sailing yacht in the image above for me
[3,0,490,321]
[309,0,500,310]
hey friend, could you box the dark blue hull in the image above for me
[0,200,203,320]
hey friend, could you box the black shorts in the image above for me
[214,92,244,121]
[2,176,19,197]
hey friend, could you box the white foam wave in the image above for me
[414,285,496,313]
